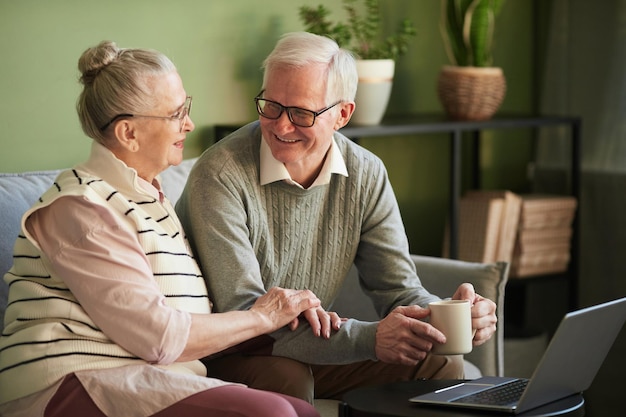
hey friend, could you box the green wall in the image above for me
[0,0,534,256]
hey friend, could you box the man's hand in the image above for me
[374,305,446,365]
[289,306,343,338]
[452,283,497,346]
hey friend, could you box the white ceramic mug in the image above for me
[428,299,474,355]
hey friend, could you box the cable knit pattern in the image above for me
[0,168,208,404]
[176,121,439,365]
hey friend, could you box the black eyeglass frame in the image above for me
[254,91,341,128]
[100,96,193,132]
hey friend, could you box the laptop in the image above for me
[409,296,626,414]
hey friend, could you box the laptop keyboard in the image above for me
[452,379,529,406]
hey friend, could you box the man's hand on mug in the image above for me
[374,305,445,365]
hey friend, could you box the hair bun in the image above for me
[78,40,120,85]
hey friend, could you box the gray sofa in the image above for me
[0,158,509,415]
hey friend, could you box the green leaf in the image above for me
[298,0,416,60]
[441,0,505,67]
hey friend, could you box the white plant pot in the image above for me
[350,59,395,125]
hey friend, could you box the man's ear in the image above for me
[334,101,356,131]
[113,120,139,152]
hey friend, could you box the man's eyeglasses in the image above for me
[100,96,193,132]
[254,91,340,128]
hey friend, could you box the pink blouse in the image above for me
[0,176,234,417]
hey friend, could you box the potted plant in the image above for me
[438,0,507,121]
[299,0,416,125]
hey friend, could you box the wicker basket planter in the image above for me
[437,65,507,121]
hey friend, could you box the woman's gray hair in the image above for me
[261,32,358,104]
[76,40,176,143]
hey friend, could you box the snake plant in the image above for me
[440,0,505,67]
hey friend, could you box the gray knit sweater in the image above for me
[176,121,438,364]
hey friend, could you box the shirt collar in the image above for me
[76,141,164,202]
[260,135,348,189]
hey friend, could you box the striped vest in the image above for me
[0,169,210,403]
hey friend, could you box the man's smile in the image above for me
[275,134,299,143]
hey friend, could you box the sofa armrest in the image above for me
[332,255,509,377]
[410,255,509,377]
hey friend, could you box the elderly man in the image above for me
[176,31,497,403]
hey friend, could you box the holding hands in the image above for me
[252,288,343,338]
[250,287,322,333]
[292,306,343,339]
[183,287,322,361]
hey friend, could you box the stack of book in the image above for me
[443,191,577,278]
[442,190,522,263]
[510,194,577,278]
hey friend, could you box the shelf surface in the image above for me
[340,113,581,138]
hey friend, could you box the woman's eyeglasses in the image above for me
[100,96,192,132]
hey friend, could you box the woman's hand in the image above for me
[252,288,344,338]
[181,288,320,362]
[249,287,321,333]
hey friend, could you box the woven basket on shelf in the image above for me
[437,65,507,121]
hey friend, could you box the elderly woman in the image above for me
[0,41,321,417]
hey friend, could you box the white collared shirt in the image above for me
[259,135,349,189]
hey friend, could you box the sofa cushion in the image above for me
[0,170,60,327]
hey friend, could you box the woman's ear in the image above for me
[334,101,356,131]
[113,120,139,152]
